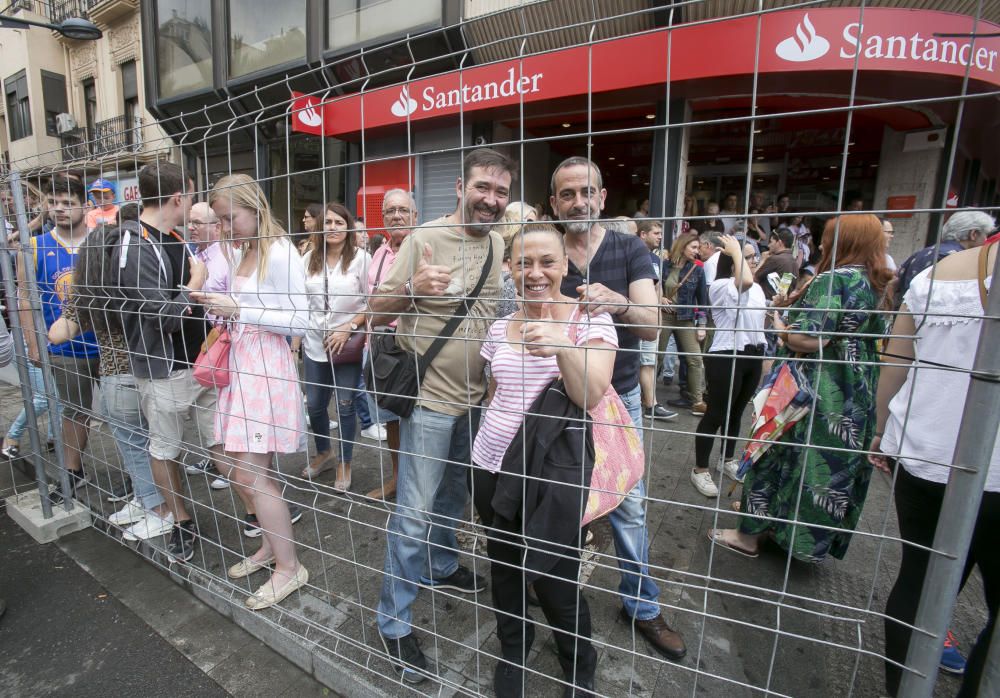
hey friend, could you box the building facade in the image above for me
[136,0,999,258]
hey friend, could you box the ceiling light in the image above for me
[646,114,656,120]
[829,165,837,169]
[561,123,571,128]
[756,156,764,160]
[608,156,615,161]
[618,163,625,167]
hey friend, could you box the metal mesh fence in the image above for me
[1,2,999,697]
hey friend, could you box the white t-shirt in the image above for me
[707,279,767,352]
[882,268,998,490]
[472,310,618,473]
[703,251,721,284]
[302,250,371,362]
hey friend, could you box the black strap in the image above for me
[417,239,495,378]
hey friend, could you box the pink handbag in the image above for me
[193,326,232,389]
[566,310,646,525]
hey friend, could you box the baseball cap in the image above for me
[88,178,116,194]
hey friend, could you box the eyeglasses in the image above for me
[189,219,217,226]
[383,207,412,217]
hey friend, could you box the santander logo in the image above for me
[390,87,419,117]
[297,99,323,128]
[775,13,830,62]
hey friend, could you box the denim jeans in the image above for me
[303,355,360,463]
[6,359,59,442]
[355,369,373,429]
[611,384,662,620]
[377,405,475,639]
[99,374,163,511]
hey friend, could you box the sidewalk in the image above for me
[0,376,986,697]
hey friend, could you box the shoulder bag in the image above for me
[365,240,495,418]
[193,324,232,389]
[324,257,366,365]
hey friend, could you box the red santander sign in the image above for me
[292,8,999,138]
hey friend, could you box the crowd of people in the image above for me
[1,151,996,697]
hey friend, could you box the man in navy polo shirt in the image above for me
[553,156,686,661]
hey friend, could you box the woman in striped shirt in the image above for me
[470,224,618,697]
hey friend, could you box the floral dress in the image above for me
[739,266,888,562]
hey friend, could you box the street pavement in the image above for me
[0,369,987,697]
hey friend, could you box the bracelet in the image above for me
[874,431,884,437]
[613,300,631,317]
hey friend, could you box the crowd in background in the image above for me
[1,152,997,697]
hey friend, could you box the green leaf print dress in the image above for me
[739,266,887,562]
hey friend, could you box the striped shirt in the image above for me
[472,310,618,472]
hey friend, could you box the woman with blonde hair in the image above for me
[710,214,892,561]
[191,174,310,610]
[494,202,538,317]
[660,232,708,417]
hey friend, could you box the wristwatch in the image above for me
[349,322,359,331]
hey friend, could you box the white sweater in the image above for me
[231,238,309,337]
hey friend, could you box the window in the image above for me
[82,78,97,134]
[41,71,68,138]
[229,0,306,78]
[328,0,442,51]
[4,70,31,141]
[156,0,213,98]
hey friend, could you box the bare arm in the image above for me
[16,250,40,364]
[874,309,916,435]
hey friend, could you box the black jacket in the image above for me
[492,379,594,582]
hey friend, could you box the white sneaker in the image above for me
[360,423,387,442]
[329,420,339,430]
[109,498,147,527]
[210,477,230,490]
[122,510,174,541]
[717,459,744,482]
[690,470,720,497]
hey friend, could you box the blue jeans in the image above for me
[612,384,662,620]
[355,370,373,429]
[6,359,59,442]
[99,374,163,511]
[377,405,475,639]
[303,355,360,463]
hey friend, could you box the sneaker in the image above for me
[660,375,674,387]
[419,565,486,594]
[167,520,198,562]
[123,510,174,541]
[647,404,678,421]
[210,476,230,490]
[49,469,89,506]
[667,397,693,409]
[243,504,303,538]
[717,459,744,483]
[691,401,708,416]
[360,423,388,441]
[329,419,339,430]
[940,630,966,675]
[184,458,217,475]
[690,470,719,497]
[380,633,428,685]
[106,477,133,503]
[108,498,147,527]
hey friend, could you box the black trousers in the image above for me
[883,465,1000,697]
[470,466,596,681]
[694,350,762,471]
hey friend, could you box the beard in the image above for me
[464,200,500,236]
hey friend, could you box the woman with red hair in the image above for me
[710,214,893,562]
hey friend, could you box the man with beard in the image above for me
[364,188,420,501]
[552,156,688,663]
[370,148,509,683]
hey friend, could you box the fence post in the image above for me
[898,247,1000,697]
[0,195,53,519]
[7,171,74,511]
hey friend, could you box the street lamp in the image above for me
[0,14,103,40]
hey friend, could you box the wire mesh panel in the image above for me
[1,1,998,697]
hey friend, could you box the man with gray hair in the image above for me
[895,209,995,306]
[699,231,724,284]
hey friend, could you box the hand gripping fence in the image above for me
[1,1,998,696]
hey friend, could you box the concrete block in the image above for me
[5,490,91,543]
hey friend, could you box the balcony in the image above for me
[59,114,143,162]
[86,0,138,26]
[48,0,89,24]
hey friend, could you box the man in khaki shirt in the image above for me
[369,148,511,683]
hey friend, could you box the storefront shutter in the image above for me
[417,150,461,222]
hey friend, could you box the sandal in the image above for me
[708,528,759,558]
[333,463,352,493]
[301,452,334,479]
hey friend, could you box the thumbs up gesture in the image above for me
[410,242,453,297]
[522,302,570,357]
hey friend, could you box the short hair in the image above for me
[769,228,795,249]
[940,209,995,242]
[381,188,416,212]
[550,156,602,194]
[700,232,723,248]
[636,219,662,235]
[463,148,517,184]
[117,202,142,226]
[48,177,86,204]
[138,161,188,206]
[603,219,630,235]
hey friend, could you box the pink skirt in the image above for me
[216,327,305,454]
